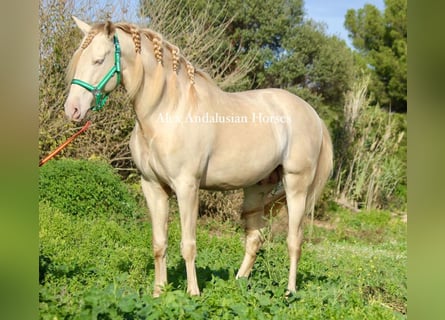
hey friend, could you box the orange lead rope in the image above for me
[39,121,91,167]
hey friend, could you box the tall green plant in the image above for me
[334,77,406,210]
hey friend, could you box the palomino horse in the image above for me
[64,17,333,297]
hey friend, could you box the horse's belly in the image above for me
[200,122,285,189]
[200,154,280,190]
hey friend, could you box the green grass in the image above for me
[39,198,406,319]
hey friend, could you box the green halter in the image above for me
[71,34,121,111]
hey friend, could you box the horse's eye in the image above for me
[94,58,105,65]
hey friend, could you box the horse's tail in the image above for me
[264,120,333,219]
[305,120,333,215]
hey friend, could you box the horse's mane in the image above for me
[66,21,215,102]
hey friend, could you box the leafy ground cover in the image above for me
[39,199,406,319]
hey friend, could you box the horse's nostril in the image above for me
[72,106,81,120]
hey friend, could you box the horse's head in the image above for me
[65,17,121,121]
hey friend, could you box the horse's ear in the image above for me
[72,16,91,35]
[104,21,116,38]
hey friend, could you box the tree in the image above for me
[139,0,356,110]
[345,0,407,112]
[264,20,356,111]
[138,0,257,90]
[138,0,305,91]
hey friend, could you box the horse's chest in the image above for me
[130,124,204,182]
[130,125,159,180]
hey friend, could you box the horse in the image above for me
[64,16,333,297]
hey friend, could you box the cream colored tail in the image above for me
[305,120,333,215]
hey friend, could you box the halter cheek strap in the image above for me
[71,34,121,111]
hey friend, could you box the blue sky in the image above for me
[304,0,385,47]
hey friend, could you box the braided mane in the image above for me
[66,21,214,103]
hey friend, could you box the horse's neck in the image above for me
[120,30,222,128]
[131,61,193,117]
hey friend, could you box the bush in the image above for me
[39,159,139,218]
[199,190,243,221]
[333,76,407,211]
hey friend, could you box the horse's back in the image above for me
[198,88,325,188]
[224,87,324,151]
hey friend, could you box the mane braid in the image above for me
[114,23,142,53]
[186,61,195,85]
[154,38,163,64]
[81,29,99,49]
[130,25,142,54]
[167,43,180,74]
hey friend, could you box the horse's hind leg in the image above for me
[282,171,311,294]
[236,184,275,279]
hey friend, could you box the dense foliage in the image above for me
[345,0,407,112]
[39,159,140,218]
[333,77,407,211]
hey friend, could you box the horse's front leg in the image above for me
[174,179,200,295]
[141,178,170,297]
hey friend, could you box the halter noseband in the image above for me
[71,34,121,111]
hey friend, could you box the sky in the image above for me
[304,0,385,47]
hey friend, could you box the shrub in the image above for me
[199,190,243,221]
[39,159,139,218]
[333,76,407,211]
